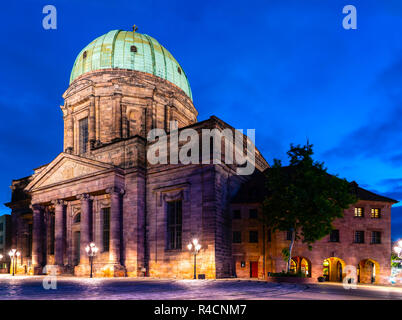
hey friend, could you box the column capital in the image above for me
[106,187,125,196]
[30,203,44,211]
[51,199,65,206]
[77,193,92,201]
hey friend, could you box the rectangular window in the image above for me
[102,207,110,252]
[329,229,339,242]
[371,231,381,244]
[0,236,3,243]
[79,117,89,154]
[233,210,241,219]
[249,231,258,243]
[167,200,182,250]
[267,229,271,242]
[233,231,241,243]
[371,208,381,219]
[49,214,55,255]
[0,223,3,231]
[354,231,364,243]
[286,230,293,241]
[249,209,258,219]
[354,207,364,217]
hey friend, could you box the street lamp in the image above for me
[8,249,20,276]
[394,240,402,258]
[187,238,201,279]
[85,242,98,278]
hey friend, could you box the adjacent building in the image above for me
[4,28,396,283]
[0,214,11,271]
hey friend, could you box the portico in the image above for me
[25,152,126,276]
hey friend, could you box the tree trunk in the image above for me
[287,228,295,273]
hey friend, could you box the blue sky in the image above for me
[1,0,402,238]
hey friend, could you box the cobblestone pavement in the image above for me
[0,275,401,300]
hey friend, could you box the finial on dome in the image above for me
[132,25,138,32]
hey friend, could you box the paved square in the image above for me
[0,275,402,300]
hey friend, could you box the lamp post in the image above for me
[187,238,201,280]
[85,242,98,278]
[8,249,20,276]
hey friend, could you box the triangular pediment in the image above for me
[25,153,115,192]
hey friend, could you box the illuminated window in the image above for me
[330,229,339,242]
[371,231,381,244]
[354,231,364,243]
[102,208,110,252]
[249,231,258,243]
[232,231,241,243]
[371,208,381,219]
[167,200,182,250]
[354,207,364,217]
[79,117,88,154]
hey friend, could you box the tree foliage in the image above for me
[262,143,356,270]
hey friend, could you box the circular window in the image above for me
[177,66,181,74]
[131,45,137,53]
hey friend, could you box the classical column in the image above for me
[63,105,74,153]
[113,93,122,140]
[31,204,43,269]
[77,193,92,264]
[52,200,65,266]
[88,95,96,147]
[106,187,125,264]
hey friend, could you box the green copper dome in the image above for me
[70,30,192,100]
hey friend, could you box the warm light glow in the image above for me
[85,246,90,253]
[16,251,20,257]
[195,244,201,251]
[0,254,3,260]
[192,238,198,246]
[187,243,192,251]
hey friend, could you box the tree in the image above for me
[262,142,356,273]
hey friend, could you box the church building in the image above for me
[5,28,396,283]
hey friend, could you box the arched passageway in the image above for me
[322,257,346,282]
[358,259,380,284]
[290,256,311,277]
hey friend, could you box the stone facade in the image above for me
[5,66,268,279]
